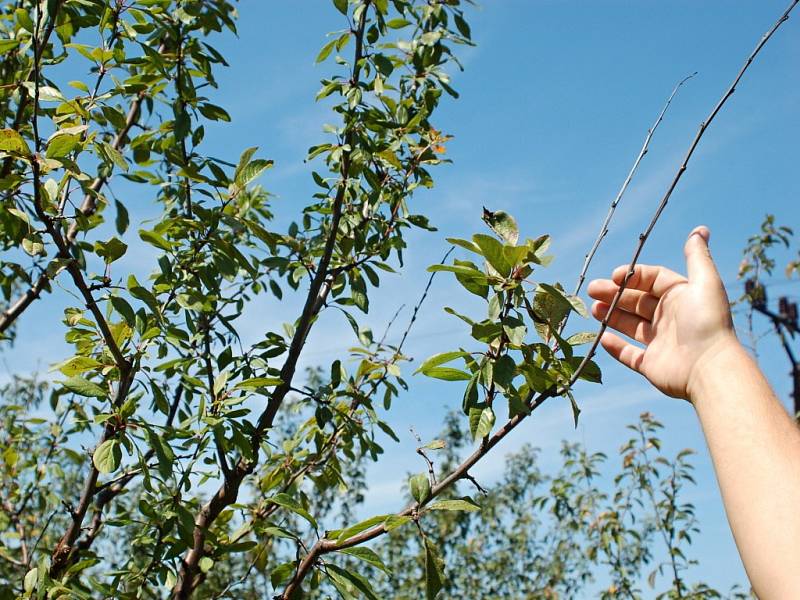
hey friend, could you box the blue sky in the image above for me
[4,0,800,594]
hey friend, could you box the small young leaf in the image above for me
[566,331,597,346]
[482,207,519,245]
[198,557,214,574]
[469,406,495,441]
[94,237,128,264]
[93,439,122,474]
[409,473,431,504]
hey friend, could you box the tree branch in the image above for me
[171,5,373,597]
[0,40,164,335]
[276,2,799,595]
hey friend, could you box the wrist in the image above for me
[686,332,746,405]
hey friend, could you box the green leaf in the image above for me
[198,103,231,122]
[386,18,411,29]
[493,355,516,388]
[426,497,480,512]
[101,141,128,171]
[0,128,30,155]
[62,376,106,398]
[21,236,44,256]
[427,263,488,282]
[267,493,317,529]
[233,377,282,390]
[462,373,479,414]
[424,538,446,600]
[567,390,581,427]
[445,237,482,255]
[93,439,122,474]
[335,514,388,543]
[482,208,519,245]
[473,233,510,275]
[567,357,602,384]
[453,259,489,298]
[422,439,446,450]
[23,568,37,594]
[234,158,273,189]
[333,0,348,15]
[409,473,431,504]
[502,318,527,347]
[94,237,128,264]
[138,229,173,251]
[469,406,495,441]
[55,356,103,376]
[566,331,597,346]
[421,367,471,381]
[326,564,381,600]
[46,133,80,158]
[198,557,214,574]
[415,351,469,374]
[35,85,65,102]
[0,39,20,55]
[339,547,390,575]
[383,514,412,531]
[114,199,129,235]
[316,38,337,63]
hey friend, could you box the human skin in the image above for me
[587,226,800,599]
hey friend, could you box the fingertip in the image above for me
[611,264,631,284]
[586,278,603,298]
[689,225,710,243]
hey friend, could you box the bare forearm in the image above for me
[692,340,800,599]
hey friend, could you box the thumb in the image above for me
[684,225,718,283]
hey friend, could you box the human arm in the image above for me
[587,226,800,599]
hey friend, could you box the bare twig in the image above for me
[397,246,454,354]
[569,72,696,301]
[567,0,798,390]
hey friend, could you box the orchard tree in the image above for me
[0,0,795,599]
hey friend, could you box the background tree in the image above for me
[737,214,799,415]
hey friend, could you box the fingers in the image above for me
[610,263,686,298]
[587,279,659,320]
[591,300,653,344]
[599,331,645,373]
[684,225,722,284]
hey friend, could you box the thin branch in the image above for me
[0,43,165,335]
[567,0,798,390]
[0,0,63,178]
[276,3,799,595]
[397,246,454,354]
[569,72,696,301]
[171,5,373,597]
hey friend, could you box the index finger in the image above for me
[611,264,686,298]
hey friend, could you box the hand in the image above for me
[586,226,737,401]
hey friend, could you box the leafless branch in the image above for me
[569,72,696,301]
